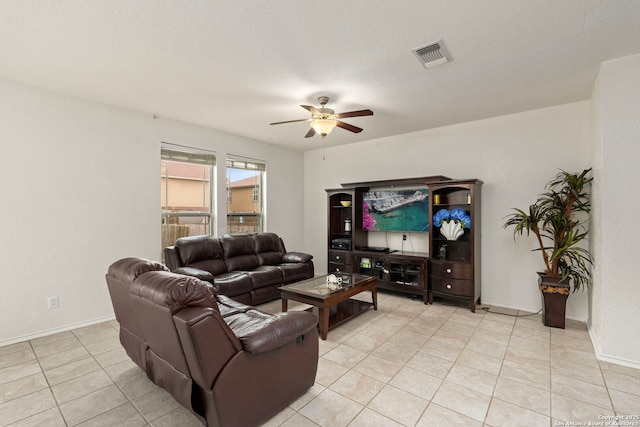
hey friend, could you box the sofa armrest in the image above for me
[240,311,318,354]
[173,267,215,284]
[163,246,182,270]
[281,252,313,263]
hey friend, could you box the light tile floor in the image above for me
[1,291,639,426]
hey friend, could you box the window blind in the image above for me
[227,158,265,171]
[161,146,216,165]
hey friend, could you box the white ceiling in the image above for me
[2,0,640,151]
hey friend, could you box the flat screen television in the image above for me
[362,188,429,233]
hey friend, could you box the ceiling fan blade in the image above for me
[336,121,363,133]
[301,105,321,115]
[270,118,311,125]
[335,109,374,119]
[305,128,316,138]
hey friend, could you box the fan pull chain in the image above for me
[322,136,326,160]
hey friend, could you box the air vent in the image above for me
[411,40,451,69]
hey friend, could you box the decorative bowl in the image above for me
[340,201,352,207]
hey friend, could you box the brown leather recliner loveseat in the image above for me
[164,232,314,305]
[105,257,319,427]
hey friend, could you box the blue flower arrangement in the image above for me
[433,208,471,229]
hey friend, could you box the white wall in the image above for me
[0,79,305,344]
[304,102,591,319]
[590,54,640,366]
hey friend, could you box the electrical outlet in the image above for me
[403,234,407,241]
[48,296,59,309]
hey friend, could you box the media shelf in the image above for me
[326,188,367,257]
[355,251,428,298]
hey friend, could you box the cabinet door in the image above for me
[389,260,423,287]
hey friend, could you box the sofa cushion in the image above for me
[221,234,255,258]
[252,233,285,266]
[221,235,259,271]
[226,311,318,354]
[278,263,313,283]
[252,232,283,253]
[247,266,283,289]
[176,236,224,265]
[184,259,228,276]
[257,251,283,266]
[216,295,253,318]
[212,271,253,298]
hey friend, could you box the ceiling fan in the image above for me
[270,96,373,139]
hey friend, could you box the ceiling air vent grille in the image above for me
[411,40,450,69]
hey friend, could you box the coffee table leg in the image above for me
[318,307,329,340]
[372,287,378,310]
[281,298,288,312]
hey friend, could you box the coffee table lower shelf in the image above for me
[306,299,374,338]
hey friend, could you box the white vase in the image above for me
[440,221,464,240]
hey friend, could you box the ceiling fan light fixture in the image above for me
[311,119,337,137]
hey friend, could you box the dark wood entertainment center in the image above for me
[326,176,483,312]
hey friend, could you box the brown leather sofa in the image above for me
[164,232,314,305]
[106,257,319,427]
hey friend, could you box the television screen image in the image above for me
[362,189,429,233]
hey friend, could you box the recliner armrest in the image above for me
[239,311,318,354]
[281,252,313,263]
[173,267,215,284]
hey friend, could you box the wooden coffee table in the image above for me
[280,274,377,340]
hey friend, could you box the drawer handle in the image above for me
[336,268,340,272]
[336,256,340,260]
[446,268,452,274]
[446,284,452,289]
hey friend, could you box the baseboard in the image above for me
[0,315,116,347]
[587,324,640,370]
[478,299,588,322]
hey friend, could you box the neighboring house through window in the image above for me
[161,144,216,251]
[226,157,265,234]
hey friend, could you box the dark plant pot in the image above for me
[538,273,570,329]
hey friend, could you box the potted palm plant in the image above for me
[503,168,593,328]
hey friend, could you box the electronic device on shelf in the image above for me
[361,246,389,253]
[331,238,352,251]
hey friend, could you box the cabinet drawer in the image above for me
[431,276,474,297]
[328,251,355,264]
[430,262,473,280]
[328,263,356,274]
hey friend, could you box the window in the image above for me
[226,157,265,234]
[161,145,216,250]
